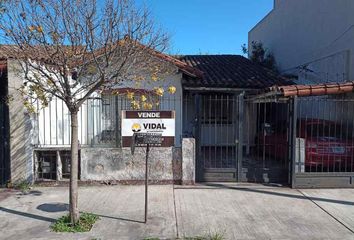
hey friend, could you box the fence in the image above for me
[294,95,354,173]
[243,94,354,186]
[35,94,183,148]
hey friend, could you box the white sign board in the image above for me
[121,111,175,147]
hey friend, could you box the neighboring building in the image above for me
[249,0,354,84]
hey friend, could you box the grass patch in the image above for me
[51,212,99,232]
[12,180,31,193]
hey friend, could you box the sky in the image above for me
[140,0,273,55]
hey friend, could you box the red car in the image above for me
[259,119,354,170]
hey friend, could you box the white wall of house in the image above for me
[249,0,354,84]
[36,70,184,147]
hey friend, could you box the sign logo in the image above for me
[132,123,141,132]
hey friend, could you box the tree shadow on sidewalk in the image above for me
[0,206,56,222]
[37,203,145,224]
[37,203,69,212]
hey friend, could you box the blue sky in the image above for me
[141,0,273,55]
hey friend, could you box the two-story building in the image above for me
[249,0,354,84]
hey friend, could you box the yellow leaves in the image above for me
[154,87,164,97]
[151,74,158,81]
[131,100,140,110]
[37,26,43,33]
[86,65,98,75]
[23,99,36,114]
[142,102,153,110]
[140,95,147,102]
[132,75,144,82]
[168,86,176,94]
[118,39,125,46]
[28,25,36,32]
[28,25,43,33]
[126,91,134,100]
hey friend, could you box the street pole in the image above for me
[144,143,150,223]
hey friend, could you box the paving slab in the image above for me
[174,183,354,240]
[1,184,354,240]
[0,185,176,240]
[299,188,354,233]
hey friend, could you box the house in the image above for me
[248,0,354,188]
[0,49,291,186]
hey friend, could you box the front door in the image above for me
[195,93,243,182]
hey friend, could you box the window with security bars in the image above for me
[201,94,235,124]
[60,151,71,179]
[36,151,57,180]
[35,150,80,180]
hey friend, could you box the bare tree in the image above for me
[0,0,171,224]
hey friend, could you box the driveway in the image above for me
[0,184,353,240]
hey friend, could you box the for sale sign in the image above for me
[121,110,175,147]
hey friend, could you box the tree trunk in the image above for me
[70,111,79,225]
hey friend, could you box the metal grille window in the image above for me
[35,150,80,181]
[36,94,182,147]
[201,94,233,124]
[60,151,71,179]
[36,151,57,180]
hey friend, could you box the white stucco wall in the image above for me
[249,0,354,83]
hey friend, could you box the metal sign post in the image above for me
[125,111,175,223]
[131,133,162,223]
[144,143,149,223]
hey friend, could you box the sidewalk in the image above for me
[0,184,353,240]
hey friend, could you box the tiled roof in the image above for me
[179,55,291,89]
[270,81,354,97]
[0,43,202,78]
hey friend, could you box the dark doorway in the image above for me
[0,62,10,185]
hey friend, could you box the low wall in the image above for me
[81,147,182,183]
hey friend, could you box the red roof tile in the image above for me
[271,81,354,97]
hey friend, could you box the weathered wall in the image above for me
[182,138,195,184]
[80,147,183,182]
[7,59,35,183]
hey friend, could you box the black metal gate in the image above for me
[194,93,243,182]
[242,97,292,184]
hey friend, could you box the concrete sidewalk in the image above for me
[0,184,353,240]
